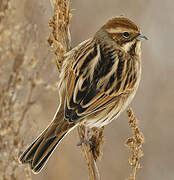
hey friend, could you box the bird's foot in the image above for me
[77,127,92,146]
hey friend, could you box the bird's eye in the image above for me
[123,32,130,38]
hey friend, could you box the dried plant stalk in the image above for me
[48,1,104,179]
[77,126,104,180]
[48,0,71,70]
[126,107,145,180]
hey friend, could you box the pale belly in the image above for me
[85,68,141,128]
[84,90,135,128]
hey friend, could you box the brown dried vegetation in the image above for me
[126,108,144,180]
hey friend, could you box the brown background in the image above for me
[1,0,174,179]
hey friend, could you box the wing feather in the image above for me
[64,39,135,122]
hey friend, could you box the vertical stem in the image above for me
[77,126,101,180]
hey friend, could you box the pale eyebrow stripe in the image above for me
[106,27,136,34]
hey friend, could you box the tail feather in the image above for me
[32,135,65,173]
[19,133,44,164]
[19,114,75,174]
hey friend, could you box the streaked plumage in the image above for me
[19,16,147,173]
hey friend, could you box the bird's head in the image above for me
[96,16,147,54]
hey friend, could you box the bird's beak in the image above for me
[136,33,148,41]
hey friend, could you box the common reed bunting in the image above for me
[19,16,147,173]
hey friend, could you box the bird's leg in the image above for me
[77,126,92,146]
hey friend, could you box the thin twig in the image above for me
[77,126,104,180]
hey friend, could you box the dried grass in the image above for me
[48,0,71,70]
[126,108,145,180]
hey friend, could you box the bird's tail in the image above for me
[19,108,75,174]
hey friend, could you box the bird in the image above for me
[19,16,147,173]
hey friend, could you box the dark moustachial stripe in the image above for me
[123,36,136,44]
[129,42,137,56]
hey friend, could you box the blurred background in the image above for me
[0,0,174,179]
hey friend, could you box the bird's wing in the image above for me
[65,39,136,122]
